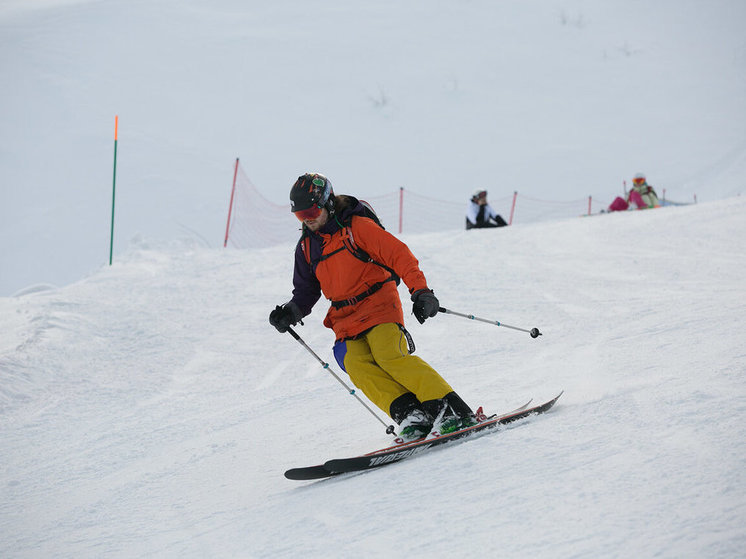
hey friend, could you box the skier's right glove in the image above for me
[269,302,303,333]
[411,289,440,324]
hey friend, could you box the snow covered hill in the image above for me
[2,197,745,558]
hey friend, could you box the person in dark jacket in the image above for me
[269,173,476,440]
[466,190,507,229]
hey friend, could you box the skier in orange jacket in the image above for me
[269,173,475,440]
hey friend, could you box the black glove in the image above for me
[411,289,439,324]
[269,302,302,333]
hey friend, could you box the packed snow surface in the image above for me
[1,1,745,556]
[2,197,745,557]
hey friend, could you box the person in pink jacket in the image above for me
[608,173,660,212]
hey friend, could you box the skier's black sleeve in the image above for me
[290,241,322,317]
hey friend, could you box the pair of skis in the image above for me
[285,392,563,480]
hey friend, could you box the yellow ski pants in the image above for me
[333,323,454,418]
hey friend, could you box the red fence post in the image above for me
[224,158,240,247]
[509,191,518,225]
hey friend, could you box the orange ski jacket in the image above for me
[290,197,429,341]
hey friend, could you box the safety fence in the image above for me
[223,160,692,249]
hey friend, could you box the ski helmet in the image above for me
[633,173,646,185]
[290,173,334,218]
[472,189,487,201]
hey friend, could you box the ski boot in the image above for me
[397,409,433,441]
[424,392,477,435]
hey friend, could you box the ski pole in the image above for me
[438,307,542,338]
[286,327,396,434]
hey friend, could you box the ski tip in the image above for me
[543,391,564,407]
[284,465,337,481]
[542,391,564,410]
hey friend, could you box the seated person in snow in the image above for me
[466,190,507,229]
[608,173,661,212]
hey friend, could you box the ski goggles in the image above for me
[293,205,323,221]
[632,177,646,185]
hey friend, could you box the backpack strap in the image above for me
[328,220,401,309]
[301,235,311,267]
[329,276,398,309]
[342,223,400,284]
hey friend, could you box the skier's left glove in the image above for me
[269,302,303,333]
[411,289,439,324]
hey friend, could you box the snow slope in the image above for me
[1,197,745,558]
[1,0,745,295]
